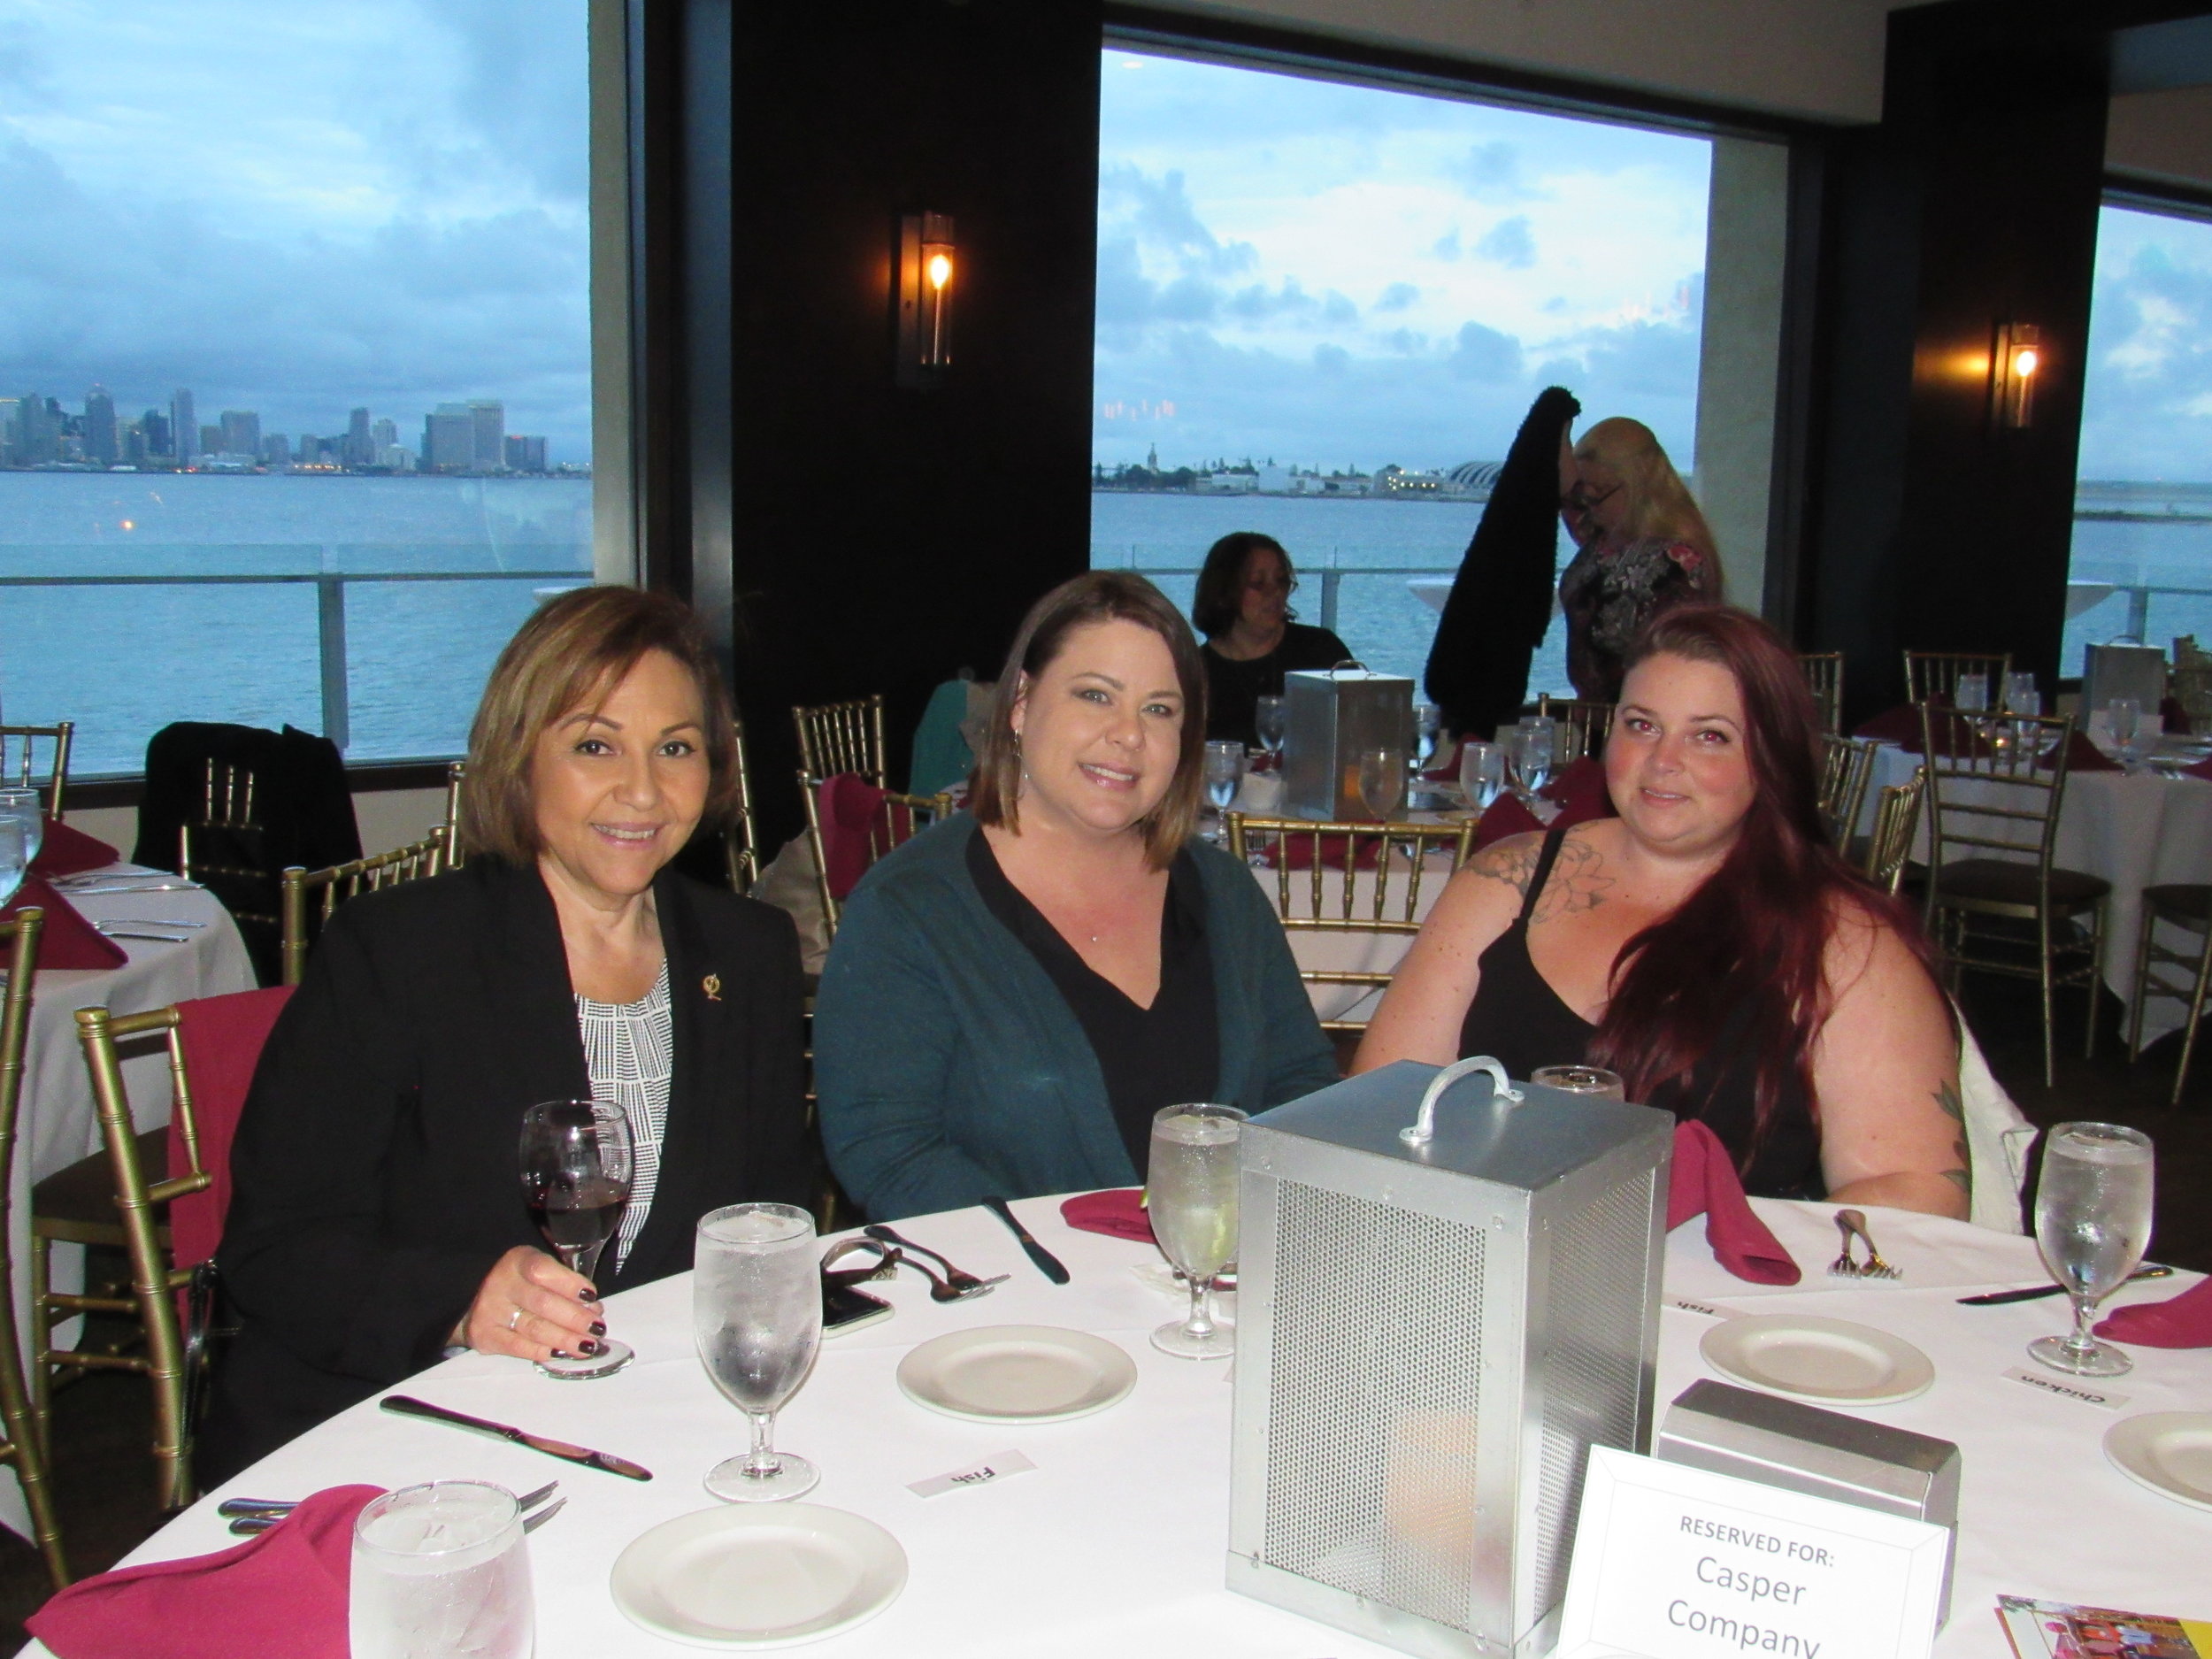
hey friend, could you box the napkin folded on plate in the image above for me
[0,877,127,970]
[30,818,118,879]
[2096,1275,2212,1348]
[1668,1120,1801,1285]
[1061,1187,1154,1244]
[27,1484,379,1659]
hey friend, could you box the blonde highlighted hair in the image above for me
[1574,417,1723,590]
[460,586,739,867]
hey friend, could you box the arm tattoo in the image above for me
[1934,1079,1971,1199]
[1471,840,1540,898]
[1529,837,1615,924]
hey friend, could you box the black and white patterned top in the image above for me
[575,960,672,1272]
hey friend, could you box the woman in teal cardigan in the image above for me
[815,572,1339,1221]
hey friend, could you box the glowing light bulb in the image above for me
[926,251,952,290]
[2014,348,2039,378]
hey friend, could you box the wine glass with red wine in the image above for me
[518,1099,635,1379]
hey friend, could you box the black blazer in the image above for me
[204,856,812,1479]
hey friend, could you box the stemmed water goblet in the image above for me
[1357,746,1406,821]
[518,1099,634,1379]
[1148,1103,1246,1359]
[1506,723,1554,804]
[1255,695,1287,761]
[2108,697,2146,772]
[0,789,42,868]
[2029,1121,2154,1378]
[1459,741,1505,812]
[1412,703,1441,774]
[0,820,26,911]
[695,1202,823,1501]
[1203,740,1247,841]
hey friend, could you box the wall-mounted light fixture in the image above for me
[896,212,956,388]
[1991,321,2040,429]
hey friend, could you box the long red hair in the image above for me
[1584,607,1939,1159]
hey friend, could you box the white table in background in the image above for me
[1863,743,2212,1043]
[28,1197,2207,1657]
[4,865,255,1540]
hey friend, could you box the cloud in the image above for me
[1450,141,1538,203]
[1431,228,1462,261]
[1476,216,1537,269]
[1445,320,1525,382]
[1314,343,1348,376]
[1099,164,1257,276]
[1375,281,1419,311]
[2075,210,2212,479]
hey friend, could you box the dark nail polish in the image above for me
[578,1340,601,1356]
[578,1288,599,1303]
[551,1349,572,1360]
[589,1321,607,1337]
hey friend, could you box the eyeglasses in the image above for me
[1564,480,1620,514]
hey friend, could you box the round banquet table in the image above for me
[2,865,255,1541]
[25,1195,2208,1657]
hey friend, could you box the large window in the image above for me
[1092,50,1711,692]
[0,3,593,775]
[2067,201,2212,676]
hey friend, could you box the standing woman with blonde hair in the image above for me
[1558,417,1723,702]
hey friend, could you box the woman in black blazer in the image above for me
[204,588,811,1480]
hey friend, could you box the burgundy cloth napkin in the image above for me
[0,877,127,970]
[1853,703,1924,746]
[168,987,296,1273]
[2185,752,2212,782]
[1470,790,1545,851]
[1667,1120,1801,1285]
[816,772,888,902]
[27,1484,380,1659]
[30,818,118,879]
[1469,756,1616,852]
[2062,729,2121,772]
[2095,1275,2212,1348]
[1060,1187,1155,1244]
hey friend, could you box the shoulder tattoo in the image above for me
[1530,836,1615,924]
[1935,1079,1970,1199]
[1471,838,1540,898]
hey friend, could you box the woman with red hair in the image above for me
[1357,604,1967,1216]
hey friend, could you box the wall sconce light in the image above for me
[897,211,956,388]
[1991,321,2040,429]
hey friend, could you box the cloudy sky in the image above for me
[1095,50,1713,476]
[2078,205,2212,481]
[0,1,590,460]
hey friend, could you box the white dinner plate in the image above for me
[1699,1314,1935,1406]
[2104,1412,2212,1513]
[896,1325,1138,1424]
[610,1502,907,1649]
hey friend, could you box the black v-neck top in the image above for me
[1457,827,1825,1200]
[966,831,1220,1170]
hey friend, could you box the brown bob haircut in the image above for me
[969,571,1208,870]
[459,585,740,867]
[1189,531,1294,640]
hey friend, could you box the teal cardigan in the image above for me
[814,814,1340,1221]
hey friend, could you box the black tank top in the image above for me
[1457,827,1825,1201]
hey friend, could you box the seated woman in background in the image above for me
[1193,531,1352,748]
[1559,418,1723,702]
[815,570,1339,1221]
[1356,605,1968,1217]
[206,587,813,1479]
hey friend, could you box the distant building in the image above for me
[199,424,223,457]
[469,401,505,471]
[345,407,373,468]
[121,419,147,466]
[83,385,118,467]
[0,398,17,465]
[262,434,291,467]
[378,443,416,472]
[219,410,261,457]
[141,409,173,457]
[424,404,476,473]
[172,389,198,461]
[371,416,397,453]
[504,434,548,472]
[13,394,60,466]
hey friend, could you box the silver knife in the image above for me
[981,1195,1071,1285]
[1956,1263,2172,1305]
[380,1394,653,1479]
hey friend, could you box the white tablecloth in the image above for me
[1864,743,2212,1044]
[4,866,255,1538]
[28,1196,2207,1656]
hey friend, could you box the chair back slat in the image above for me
[1903,651,2011,707]
[442,760,468,867]
[794,695,888,786]
[1863,769,1924,895]
[1796,653,1844,733]
[1816,736,1878,844]
[800,772,951,938]
[1533,696,1614,764]
[1917,706,2075,921]
[0,723,73,818]
[280,826,449,985]
[726,716,762,895]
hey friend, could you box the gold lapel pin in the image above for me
[702,972,722,1002]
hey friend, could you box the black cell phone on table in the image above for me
[823,1273,893,1335]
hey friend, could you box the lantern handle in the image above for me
[1399,1055,1521,1148]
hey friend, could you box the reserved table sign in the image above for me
[1555,1448,1950,1659]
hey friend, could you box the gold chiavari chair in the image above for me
[793,695,888,786]
[725,716,763,896]
[2127,884,2212,1107]
[0,722,74,818]
[279,826,451,985]
[1816,735,1880,846]
[1796,653,1844,733]
[800,773,950,941]
[1226,813,1475,1033]
[1918,706,2107,1087]
[0,911,71,1587]
[43,1006,214,1512]
[442,759,468,866]
[178,759,277,925]
[1903,651,2011,707]
[1861,769,1925,895]
[1533,695,1614,764]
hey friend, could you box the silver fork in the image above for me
[1829,1208,1901,1280]
[864,1224,1008,1301]
[224,1479,560,1534]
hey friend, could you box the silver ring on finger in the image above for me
[506,1306,523,1332]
